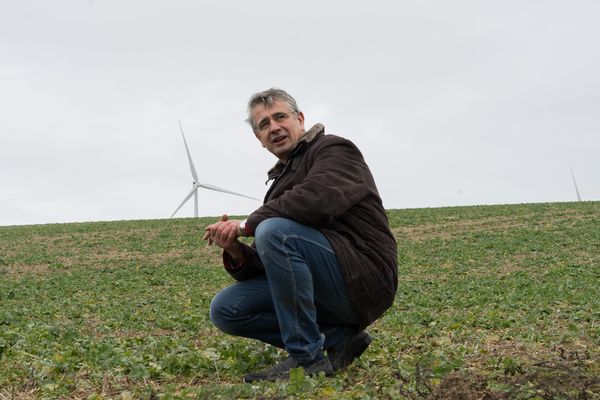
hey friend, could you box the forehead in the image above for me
[251,100,291,122]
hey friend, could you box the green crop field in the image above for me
[1,202,599,399]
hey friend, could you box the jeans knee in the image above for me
[255,217,290,250]
[209,291,232,333]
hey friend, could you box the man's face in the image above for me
[251,100,305,162]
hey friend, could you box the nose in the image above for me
[268,119,281,133]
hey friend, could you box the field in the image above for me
[1,202,599,399]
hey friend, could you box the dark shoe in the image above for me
[243,355,334,383]
[327,330,373,371]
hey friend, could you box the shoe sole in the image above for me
[244,357,333,383]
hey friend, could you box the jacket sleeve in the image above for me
[246,137,370,234]
[222,242,265,281]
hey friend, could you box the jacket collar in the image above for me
[298,123,324,145]
[266,123,324,182]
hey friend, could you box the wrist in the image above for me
[238,219,248,237]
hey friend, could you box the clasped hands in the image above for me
[203,215,244,261]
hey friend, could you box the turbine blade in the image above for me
[197,182,259,201]
[171,187,197,218]
[178,120,199,183]
[569,165,582,202]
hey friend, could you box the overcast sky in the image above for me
[1,1,599,226]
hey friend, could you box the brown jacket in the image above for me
[225,124,398,328]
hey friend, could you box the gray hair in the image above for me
[246,88,301,132]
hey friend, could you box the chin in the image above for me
[272,147,289,158]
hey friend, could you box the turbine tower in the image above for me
[171,121,258,218]
[569,164,582,202]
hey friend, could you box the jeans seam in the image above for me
[280,233,304,356]
[281,232,325,360]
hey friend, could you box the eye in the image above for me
[258,119,270,130]
[274,113,288,121]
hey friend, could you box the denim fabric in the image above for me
[210,217,360,362]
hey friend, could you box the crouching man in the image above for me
[203,88,397,382]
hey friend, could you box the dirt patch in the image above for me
[392,215,533,242]
[1,263,55,277]
[1,245,218,279]
[428,338,600,400]
[428,371,503,400]
[393,210,597,243]
[429,366,600,399]
[60,247,190,267]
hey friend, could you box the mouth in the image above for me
[272,136,287,144]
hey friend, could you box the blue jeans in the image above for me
[210,218,360,363]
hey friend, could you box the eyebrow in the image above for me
[258,116,270,127]
[258,112,288,128]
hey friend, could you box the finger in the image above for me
[216,221,237,247]
[204,225,217,241]
[204,220,223,239]
[214,223,230,245]
[218,223,233,245]
[220,214,229,222]
[226,224,238,243]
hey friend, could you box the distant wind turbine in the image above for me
[171,121,259,218]
[569,165,582,202]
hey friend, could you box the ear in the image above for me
[297,111,305,129]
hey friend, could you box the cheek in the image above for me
[258,136,269,148]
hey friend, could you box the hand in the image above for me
[203,215,244,259]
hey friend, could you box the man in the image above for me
[204,88,397,382]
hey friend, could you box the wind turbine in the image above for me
[569,164,582,202]
[171,121,259,218]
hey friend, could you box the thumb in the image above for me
[220,214,229,222]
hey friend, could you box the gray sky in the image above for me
[1,1,599,226]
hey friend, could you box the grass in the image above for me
[1,202,599,399]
